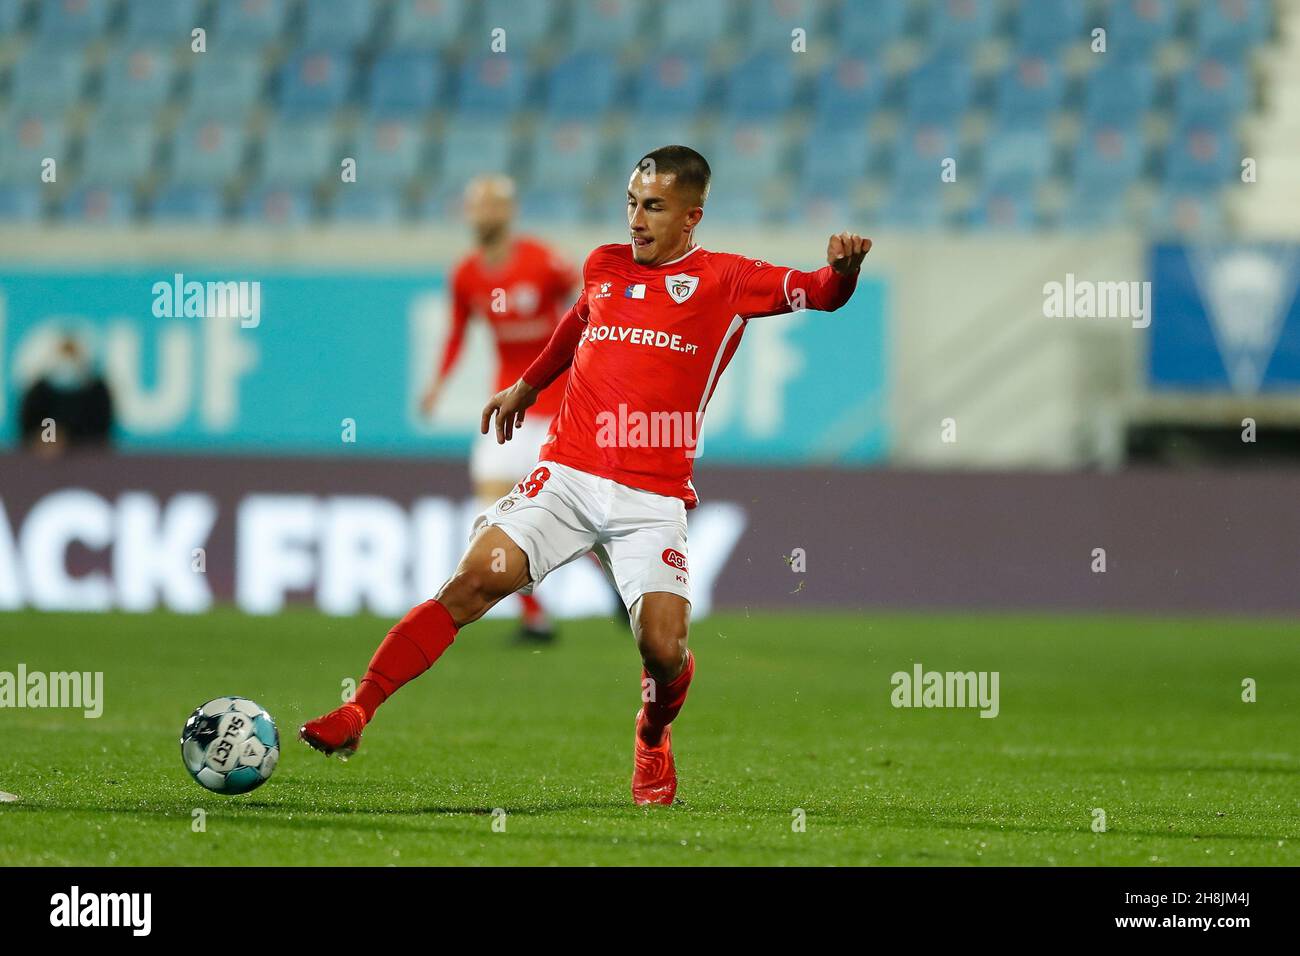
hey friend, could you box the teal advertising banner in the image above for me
[0,267,887,464]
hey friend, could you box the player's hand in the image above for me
[481,379,539,444]
[827,232,872,275]
[419,380,443,416]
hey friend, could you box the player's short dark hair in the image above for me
[636,145,711,204]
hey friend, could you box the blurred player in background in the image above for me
[420,175,577,643]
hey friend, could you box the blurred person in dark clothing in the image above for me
[18,334,114,456]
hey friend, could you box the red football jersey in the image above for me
[532,243,858,508]
[438,236,578,418]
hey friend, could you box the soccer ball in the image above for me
[180,697,280,794]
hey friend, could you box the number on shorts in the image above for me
[517,466,551,499]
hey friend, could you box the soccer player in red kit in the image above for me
[419,175,577,642]
[302,145,871,805]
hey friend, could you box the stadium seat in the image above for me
[903,54,973,124]
[1081,60,1155,128]
[477,0,555,49]
[516,189,587,225]
[329,187,404,224]
[350,120,426,188]
[1164,125,1238,190]
[981,124,1053,189]
[800,122,870,197]
[257,121,339,186]
[0,115,67,186]
[993,55,1064,130]
[455,55,530,117]
[566,0,643,52]
[1101,0,1176,61]
[149,184,225,223]
[835,0,908,53]
[889,123,959,199]
[543,52,620,119]
[35,0,110,46]
[388,0,469,50]
[631,56,709,118]
[367,52,443,117]
[711,122,787,191]
[185,53,266,121]
[212,0,288,45]
[1192,0,1272,59]
[61,184,134,223]
[1072,124,1145,194]
[300,0,376,51]
[926,0,999,50]
[743,0,824,54]
[79,117,157,186]
[121,0,200,45]
[967,185,1039,230]
[436,122,514,195]
[1148,187,1226,235]
[721,53,797,121]
[526,122,609,191]
[9,44,86,112]
[812,57,885,125]
[168,119,247,186]
[1059,181,1129,228]
[0,186,43,222]
[1173,58,1249,125]
[1013,0,1086,53]
[695,188,771,225]
[240,185,313,224]
[98,47,176,118]
[877,189,948,229]
[655,0,731,52]
[276,51,353,118]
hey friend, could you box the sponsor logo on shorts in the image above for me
[661,548,688,572]
[497,497,516,512]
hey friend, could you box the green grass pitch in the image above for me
[0,608,1296,866]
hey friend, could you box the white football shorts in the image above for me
[473,459,691,611]
[469,416,552,486]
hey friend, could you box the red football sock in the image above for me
[353,599,458,721]
[640,651,694,746]
[519,592,546,625]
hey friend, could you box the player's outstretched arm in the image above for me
[481,379,539,445]
[827,231,871,275]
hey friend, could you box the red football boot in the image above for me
[299,702,366,760]
[632,708,677,806]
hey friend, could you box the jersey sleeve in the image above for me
[435,264,472,377]
[521,289,588,391]
[721,254,859,319]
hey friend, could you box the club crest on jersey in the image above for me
[665,273,699,304]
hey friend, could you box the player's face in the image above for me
[465,188,514,244]
[627,170,701,266]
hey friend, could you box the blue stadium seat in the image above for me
[0,186,43,222]
[455,54,530,116]
[696,189,772,226]
[477,0,555,48]
[1059,181,1129,228]
[388,0,468,50]
[889,123,958,199]
[186,53,265,120]
[80,117,156,186]
[0,115,67,185]
[436,122,514,194]
[631,56,709,117]
[350,120,425,187]
[1164,125,1237,190]
[301,0,376,51]
[240,185,313,224]
[212,0,288,45]
[835,0,908,53]
[526,122,608,191]
[993,55,1064,130]
[276,51,353,117]
[567,0,642,52]
[790,191,857,231]
[1082,60,1155,128]
[813,57,885,124]
[656,0,731,52]
[967,185,1038,230]
[1072,125,1144,194]
[721,53,797,120]
[744,0,824,53]
[927,0,999,49]
[800,122,870,196]
[877,190,948,229]
[1101,0,1176,61]
[61,184,134,223]
[982,125,1053,189]
[1013,0,1085,53]
[122,0,200,44]
[711,122,786,190]
[1193,0,1272,59]
[258,121,338,186]
[99,48,176,118]
[150,184,224,222]
[10,44,86,112]
[330,187,404,223]
[35,0,110,46]
[516,189,587,225]
[1174,58,1249,125]
[544,52,620,119]
[367,52,442,117]
[903,54,973,124]
[168,119,247,186]
[1148,187,1225,235]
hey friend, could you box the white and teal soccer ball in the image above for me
[180,697,280,795]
